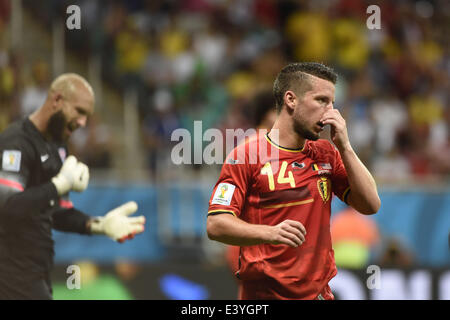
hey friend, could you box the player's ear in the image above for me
[284,90,297,112]
[50,91,64,111]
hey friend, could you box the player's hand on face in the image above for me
[320,109,351,151]
[269,219,307,247]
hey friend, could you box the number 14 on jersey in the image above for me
[260,161,296,191]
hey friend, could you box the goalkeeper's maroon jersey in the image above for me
[208,132,350,299]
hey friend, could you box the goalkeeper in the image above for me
[0,73,145,299]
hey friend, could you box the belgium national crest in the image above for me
[317,177,331,202]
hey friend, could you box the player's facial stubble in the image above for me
[47,110,66,143]
[47,110,76,143]
[292,98,322,141]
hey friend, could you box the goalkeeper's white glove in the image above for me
[89,201,145,242]
[52,155,90,195]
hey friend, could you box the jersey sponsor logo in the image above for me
[317,169,331,176]
[291,162,305,170]
[317,177,331,202]
[41,154,50,163]
[211,183,236,206]
[2,150,21,172]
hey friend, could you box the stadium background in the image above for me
[0,0,449,299]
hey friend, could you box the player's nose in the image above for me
[77,116,88,128]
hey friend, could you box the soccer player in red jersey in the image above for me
[206,62,381,300]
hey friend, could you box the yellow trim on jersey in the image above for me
[262,198,314,209]
[265,134,305,153]
[207,209,237,217]
[342,187,351,204]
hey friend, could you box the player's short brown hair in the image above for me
[273,62,337,112]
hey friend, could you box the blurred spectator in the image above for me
[331,207,380,269]
[332,18,369,71]
[193,17,228,77]
[69,114,113,169]
[372,149,412,183]
[143,36,173,88]
[285,10,332,63]
[371,92,408,154]
[428,107,450,177]
[248,88,278,131]
[377,237,415,268]
[0,49,21,131]
[0,0,11,23]
[20,60,50,117]
[142,88,181,179]
[115,19,149,77]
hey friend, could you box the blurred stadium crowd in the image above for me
[0,0,449,184]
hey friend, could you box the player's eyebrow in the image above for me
[315,95,331,101]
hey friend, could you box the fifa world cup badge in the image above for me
[2,150,21,172]
[212,183,236,205]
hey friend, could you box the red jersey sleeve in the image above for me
[208,143,253,217]
[330,143,351,204]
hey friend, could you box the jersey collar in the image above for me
[265,133,306,153]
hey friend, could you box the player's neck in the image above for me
[29,106,51,139]
[269,118,306,150]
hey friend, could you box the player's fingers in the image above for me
[276,235,298,248]
[321,114,346,128]
[118,223,146,242]
[117,230,140,243]
[321,118,343,131]
[127,216,146,225]
[280,229,303,247]
[117,201,138,216]
[281,224,305,242]
[322,108,343,119]
[284,220,307,235]
[79,164,89,182]
[129,223,145,234]
[64,155,78,165]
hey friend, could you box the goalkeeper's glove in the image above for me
[89,201,145,242]
[52,155,89,196]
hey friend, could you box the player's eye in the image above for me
[76,107,87,116]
